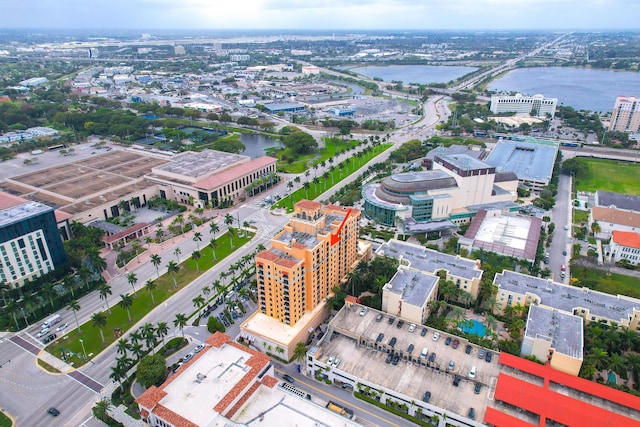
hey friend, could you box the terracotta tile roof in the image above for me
[256,250,279,262]
[102,222,150,244]
[206,331,231,348]
[276,257,299,268]
[612,230,640,249]
[224,381,261,419]
[292,242,306,250]
[54,210,73,222]
[261,375,278,388]
[592,206,640,228]
[345,295,360,304]
[193,156,277,191]
[0,192,28,210]
[295,199,322,210]
[136,386,167,409]
[154,405,199,427]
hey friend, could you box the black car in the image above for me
[392,354,400,365]
[421,327,428,337]
[468,408,476,420]
[47,407,60,417]
[474,382,482,394]
[385,353,393,364]
[283,374,295,383]
[428,352,436,363]
[396,320,405,329]
[485,351,493,363]
[388,316,395,325]
[465,345,472,354]
[422,391,431,403]
[453,375,461,387]
[445,337,452,346]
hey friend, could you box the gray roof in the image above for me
[0,201,52,228]
[596,191,640,212]
[439,154,491,172]
[494,171,518,183]
[384,267,438,308]
[425,145,485,161]
[485,140,558,183]
[275,231,321,250]
[377,239,482,281]
[362,184,401,210]
[525,305,583,359]
[154,149,248,179]
[495,270,640,324]
[88,220,124,234]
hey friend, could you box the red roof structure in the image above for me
[193,156,276,191]
[612,230,640,249]
[485,352,640,427]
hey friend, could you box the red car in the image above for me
[451,338,459,349]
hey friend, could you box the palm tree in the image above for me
[174,247,182,263]
[126,272,138,295]
[150,254,162,278]
[129,330,142,347]
[156,321,169,346]
[5,301,20,330]
[224,213,235,247]
[0,281,10,306]
[166,261,180,288]
[209,222,219,237]
[202,285,211,302]
[92,397,113,422]
[91,312,108,344]
[41,282,56,309]
[193,231,203,251]
[142,322,157,352]
[191,250,202,271]
[116,338,130,356]
[303,181,310,198]
[98,283,113,314]
[64,277,76,299]
[625,353,640,380]
[130,341,144,360]
[209,238,218,260]
[155,227,165,249]
[486,315,498,335]
[193,295,205,317]
[587,347,609,371]
[118,294,134,323]
[67,299,82,333]
[110,365,127,392]
[607,353,627,379]
[293,341,307,363]
[78,266,91,290]
[174,313,188,337]
[145,279,157,305]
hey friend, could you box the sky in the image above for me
[1,0,639,31]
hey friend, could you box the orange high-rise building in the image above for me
[255,200,360,326]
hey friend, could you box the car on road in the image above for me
[452,338,459,349]
[183,352,194,363]
[465,345,472,354]
[37,328,50,338]
[445,336,452,346]
[562,250,567,256]
[421,327,428,337]
[283,374,295,383]
[432,332,440,341]
[42,333,57,344]
[47,407,60,416]
[422,391,431,403]
[564,225,569,230]
[56,323,68,332]
[194,343,205,353]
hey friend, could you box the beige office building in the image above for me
[609,95,640,133]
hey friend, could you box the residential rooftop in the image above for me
[525,305,583,360]
[484,140,558,183]
[384,267,438,308]
[494,270,640,324]
[377,239,483,281]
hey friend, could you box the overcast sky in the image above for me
[2,0,638,31]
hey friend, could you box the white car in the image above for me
[408,323,416,333]
[194,343,205,353]
[56,323,68,332]
[327,355,335,366]
[359,307,368,316]
[37,328,50,338]
[332,358,341,368]
[432,332,440,341]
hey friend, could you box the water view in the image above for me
[352,64,478,85]
[488,67,640,113]
[239,133,282,159]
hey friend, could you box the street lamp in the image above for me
[79,338,87,360]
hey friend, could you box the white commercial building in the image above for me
[490,93,557,118]
[302,65,321,75]
[609,95,640,133]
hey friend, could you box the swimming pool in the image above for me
[460,319,487,337]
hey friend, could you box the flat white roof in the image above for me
[474,214,531,250]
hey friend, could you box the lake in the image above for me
[239,133,282,159]
[487,67,640,113]
[352,65,478,85]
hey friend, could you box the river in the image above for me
[487,67,640,113]
[351,64,478,85]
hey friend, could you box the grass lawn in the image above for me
[573,209,589,225]
[0,411,11,427]
[575,158,640,195]
[276,138,360,174]
[46,230,253,367]
[273,143,392,212]
[570,264,640,300]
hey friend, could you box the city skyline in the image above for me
[1,0,639,31]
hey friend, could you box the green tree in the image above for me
[207,315,226,333]
[67,299,82,333]
[193,295,205,317]
[293,341,308,363]
[209,238,218,260]
[91,312,108,344]
[191,250,202,271]
[224,213,235,248]
[193,231,203,251]
[156,321,169,346]
[145,279,157,305]
[150,254,162,278]
[126,272,138,295]
[92,398,113,422]
[283,131,318,154]
[118,294,134,322]
[136,353,167,387]
[174,313,188,337]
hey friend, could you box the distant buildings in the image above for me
[18,77,48,87]
[327,105,356,116]
[242,201,370,359]
[0,126,59,144]
[301,65,320,75]
[490,93,558,118]
[0,192,67,289]
[264,102,305,114]
[608,95,640,133]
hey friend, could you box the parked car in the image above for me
[332,358,341,368]
[448,360,455,371]
[474,382,482,394]
[194,343,205,353]
[422,391,431,403]
[183,352,194,363]
[428,352,436,363]
[478,349,485,359]
[359,307,368,316]
[392,354,400,365]
[421,327,428,337]
[485,351,493,363]
[432,332,440,341]
[408,323,416,333]
[396,320,405,329]
[453,375,461,387]
[283,374,295,383]
[468,408,476,419]
[385,353,393,364]
[469,366,476,379]
[560,264,566,271]
[465,345,472,354]
[388,316,395,325]
[452,338,459,349]
[47,407,60,417]
[445,336,452,346]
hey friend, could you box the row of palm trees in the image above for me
[244,172,280,198]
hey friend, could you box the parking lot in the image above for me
[316,305,502,421]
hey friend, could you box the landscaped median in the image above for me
[46,230,254,367]
[273,142,392,213]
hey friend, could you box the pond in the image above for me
[239,133,282,159]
